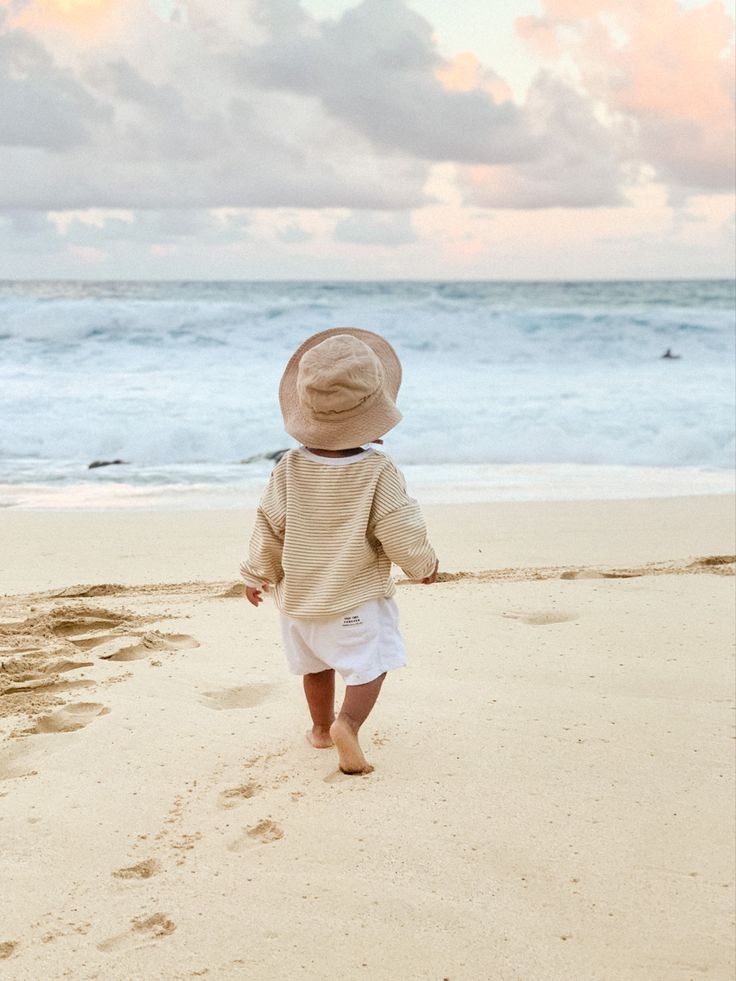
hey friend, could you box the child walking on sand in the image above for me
[240,328,438,774]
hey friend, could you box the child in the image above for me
[240,328,438,775]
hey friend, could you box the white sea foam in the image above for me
[0,279,733,506]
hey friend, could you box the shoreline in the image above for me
[0,462,733,512]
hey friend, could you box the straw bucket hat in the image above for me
[279,327,403,450]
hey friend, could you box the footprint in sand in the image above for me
[26,702,110,734]
[68,633,126,652]
[502,611,578,626]
[219,781,261,809]
[1,676,95,696]
[2,656,94,679]
[97,913,176,952]
[51,613,130,638]
[80,631,199,662]
[200,684,275,711]
[112,858,161,880]
[0,941,19,960]
[227,819,283,850]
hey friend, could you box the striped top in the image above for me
[240,447,437,619]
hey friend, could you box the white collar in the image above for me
[297,446,375,466]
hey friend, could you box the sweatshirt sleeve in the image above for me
[370,460,437,580]
[239,470,286,588]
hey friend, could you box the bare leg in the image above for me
[330,672,386,774]
[303,669,335,748]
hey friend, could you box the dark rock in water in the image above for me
[240,449,289,465]
[88,459,129,470]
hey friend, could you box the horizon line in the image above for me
[0,276,733,285]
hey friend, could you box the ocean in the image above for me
[1,279,734,508]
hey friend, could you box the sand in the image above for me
[0,495,734,980]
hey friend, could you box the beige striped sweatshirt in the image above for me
[240,447,437,619]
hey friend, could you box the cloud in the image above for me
[0,27,110,147]
[517,0,735,193]
[0,1,435,210]
[0,0,732,227]
[435,51,513,104]
[84,57,222,162]
[458,72,627,209]
[239,0,534,164]
[45,206,254,244]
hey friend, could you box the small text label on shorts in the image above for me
[342,614,363,626]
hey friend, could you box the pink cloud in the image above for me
[517,0,735,190]
[5,0,123,40]
[435,52,513,104]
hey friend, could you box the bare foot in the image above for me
[306,725,333,749]
[329,718,374,774]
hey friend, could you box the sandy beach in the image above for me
[1,494,734,980]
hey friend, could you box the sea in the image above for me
[0,279,734,509]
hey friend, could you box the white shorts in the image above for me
[280,597,406,686]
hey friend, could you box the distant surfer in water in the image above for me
[661,348,681,359]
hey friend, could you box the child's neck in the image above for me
[305,446,365,458]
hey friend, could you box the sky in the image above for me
[0,0,733,279]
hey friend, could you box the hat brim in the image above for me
[279,327,403,450]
